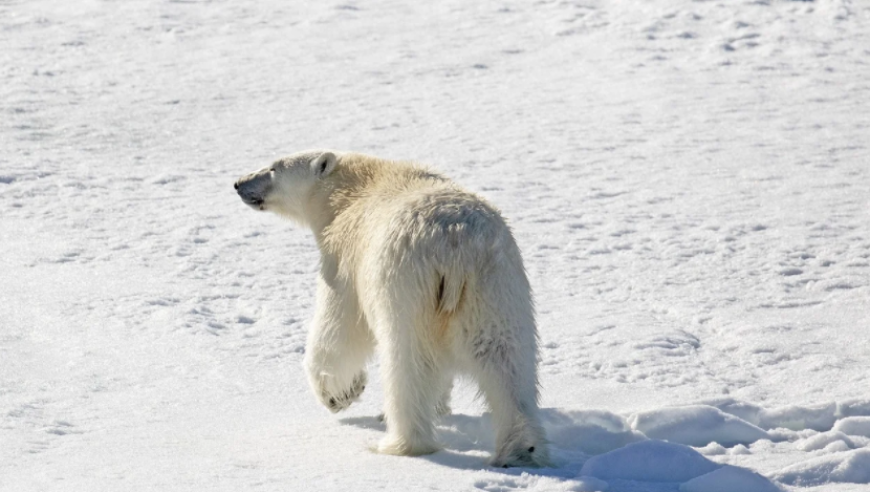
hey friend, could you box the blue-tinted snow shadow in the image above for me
[340,408,641,477]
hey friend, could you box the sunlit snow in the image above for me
[2,1,869,491]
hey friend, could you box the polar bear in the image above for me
[234,150,548,467]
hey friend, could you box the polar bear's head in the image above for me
[234,150,338,223]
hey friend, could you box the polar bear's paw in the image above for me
[377,433,440,457]
[322,371,367,413]
[435,399,452,417]
[490,443,550,468]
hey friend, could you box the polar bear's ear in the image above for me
[311,152,337,179]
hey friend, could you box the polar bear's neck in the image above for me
[305,154,384,242]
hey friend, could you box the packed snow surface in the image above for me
[2,0,869,491]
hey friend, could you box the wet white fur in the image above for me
[236,150,548,467]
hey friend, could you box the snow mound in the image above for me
[579,440,719,483]
[680,466,783,492]
[796,430,857,452]
[833,417,870,438]
[758,403,837,432]
[628,405,770,447]
[541,409,646,455]
[695,442,727,456]
[773,449,870,486]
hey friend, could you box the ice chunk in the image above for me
[628,405,770,447]
[680,465,783,492]
[773,449,870,486]
[579,440,719,482]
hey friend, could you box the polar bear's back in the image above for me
[325,153,527,282]
[334,158,528,318]
[327,155,513,255]
[357,163,517,272]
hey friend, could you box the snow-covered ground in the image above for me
[2,0,869,491]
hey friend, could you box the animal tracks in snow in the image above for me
[634,330,701,355]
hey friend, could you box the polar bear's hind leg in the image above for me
[372,273,446,456]
[467,262,549,468]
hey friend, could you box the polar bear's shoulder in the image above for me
[326,153,456,207]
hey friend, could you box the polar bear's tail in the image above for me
[435,271,466,315]
[432,264,469,345]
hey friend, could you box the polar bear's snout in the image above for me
[235,170,272,211]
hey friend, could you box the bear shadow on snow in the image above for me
[340,413,507,471]
[340,407,640,477]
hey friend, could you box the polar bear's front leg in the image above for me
[304,274,374,413]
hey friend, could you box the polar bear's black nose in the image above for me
[234,181,239,190]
